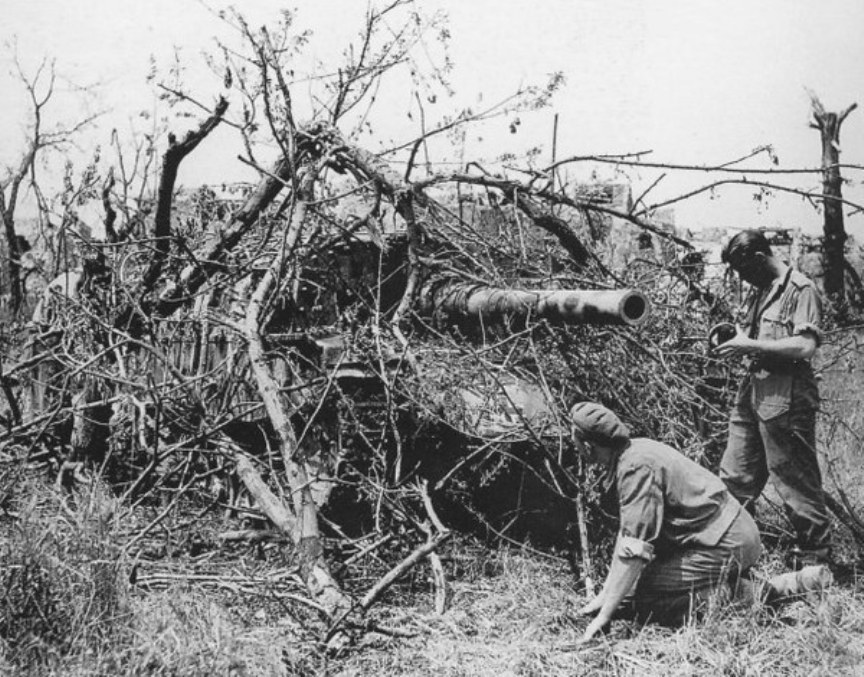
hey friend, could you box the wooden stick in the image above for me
[340,534,393,567]
[233,453,299,541]
[359,532,451,612]
[218,528,290,543]
[575,487,595,597]
[428,551,447,615]
[419,479,450,614]
[324,530,452,646]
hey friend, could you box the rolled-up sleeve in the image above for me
[616,463,663,561]
[792,286,823,345]
[616,534,655,561]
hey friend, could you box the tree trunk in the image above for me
[233,452,349,616]
[139,98,227,294]
[809,94,857,304]
[0,195,23,315]
[242,161,350,618]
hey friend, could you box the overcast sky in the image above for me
[3,0,864,236]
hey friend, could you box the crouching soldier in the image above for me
[571,402,763,640]
[571,402,832,642]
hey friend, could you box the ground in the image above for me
[332,545,864,677]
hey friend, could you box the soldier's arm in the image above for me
[577,464,659,641]
[579,554,646,642]
[714,325,817,360]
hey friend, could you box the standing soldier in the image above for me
[714,230,831,566]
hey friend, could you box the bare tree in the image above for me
[0,54,97,315]
[808,90,858,305]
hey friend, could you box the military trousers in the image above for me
[719,372,831,550]
[632,507,762,625]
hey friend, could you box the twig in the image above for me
[359,531,451,611]
[324,531,452,645]
[419,478,450,613]
[218,528,290,543]
[340,533,394,568]
[574,474,595,596]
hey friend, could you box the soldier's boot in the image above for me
[787,545,833,571]
[764,565,834,605]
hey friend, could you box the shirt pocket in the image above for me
[751,371,792,421]
[757,306,790,341]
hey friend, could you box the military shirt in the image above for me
[744,267,822,348]
[740,267,822,421]
[613,438,741,562]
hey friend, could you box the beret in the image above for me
[569,402,630,444]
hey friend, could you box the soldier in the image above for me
[570,402,762,641]
[570,402,832,643]
[714,230,831,566]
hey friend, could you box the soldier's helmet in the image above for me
[569,402,630,447]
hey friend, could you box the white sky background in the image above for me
[2,0,864,237]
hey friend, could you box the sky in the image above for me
[3,0,864,237]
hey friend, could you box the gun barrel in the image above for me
[418,281,650,326]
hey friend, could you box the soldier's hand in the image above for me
[579,615,611,645]
[713,324,755,357]
[577,594,603,618]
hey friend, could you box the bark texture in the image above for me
[810,94,858,302]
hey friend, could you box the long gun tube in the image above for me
[418,281,650,327]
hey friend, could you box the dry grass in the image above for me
[9,534,860,676]
[0,478,321,676]
[818,333,864,537]
[0,476,129,674]
[119,590,308,676]
[331,545,864,677]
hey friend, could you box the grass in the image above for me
[121,590,306,676]
[0,475,129,674]
[0,477,318,676]
[7,527,861,676]
[331,544,864,677]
